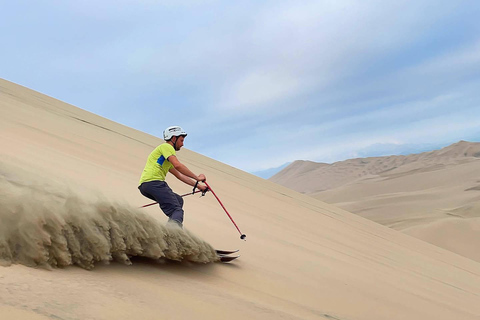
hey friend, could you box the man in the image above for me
[138,126,207,227]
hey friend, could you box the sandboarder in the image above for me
[138,126,207,227]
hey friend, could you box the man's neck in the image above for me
[167,140,177,150]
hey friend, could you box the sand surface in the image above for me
[2,78,480,319]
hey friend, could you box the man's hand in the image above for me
[197,174,206,182]
[198,184,208,192]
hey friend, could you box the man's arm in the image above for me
[168,155,205,181]
[168,155,207,191]
[169,167,197,187]
[169,165,208,192]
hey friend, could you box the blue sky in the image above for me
[2,1,480,176]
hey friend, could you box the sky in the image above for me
[2,0,480,177]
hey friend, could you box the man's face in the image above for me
[174,136,185,150]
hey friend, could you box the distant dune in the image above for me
[271,141,480,262]
[2,78,480,320]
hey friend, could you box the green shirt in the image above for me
[139,143,176,184]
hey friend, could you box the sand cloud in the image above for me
[0,163,218,270]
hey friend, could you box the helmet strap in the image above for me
[173,136,179,151]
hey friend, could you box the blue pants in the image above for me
[138,181,184,224]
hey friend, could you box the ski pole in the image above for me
[204,181,246,240]
[140,189,204,208]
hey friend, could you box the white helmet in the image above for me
[163,126,187,141]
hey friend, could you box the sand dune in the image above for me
[403,217,480,262]
[271,141,480,194]
[271,140,480,263]
[2,78,480,319]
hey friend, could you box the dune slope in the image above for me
[2,78,480,320]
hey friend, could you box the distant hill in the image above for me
[270,140,480,262]
[270,140,480,194]
[251,162,291,179]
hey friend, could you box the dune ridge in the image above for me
[0,162,217,269]
[271,141,480,194]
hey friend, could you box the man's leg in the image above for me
[139,181,185,225]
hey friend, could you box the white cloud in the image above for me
[215,70,303,112]
[403,40,480,81]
